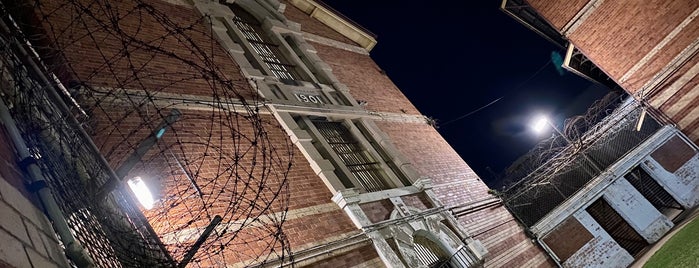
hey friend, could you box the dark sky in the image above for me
[321,1,609,188]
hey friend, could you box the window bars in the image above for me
[230,6,300,81]
[313,121,389,192]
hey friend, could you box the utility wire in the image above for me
[440,58,553,127]
[441,96,503,126]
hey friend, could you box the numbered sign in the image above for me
[294,93,324,104]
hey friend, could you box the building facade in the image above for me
[505,0,699,141]
[501,0,699,267]
[0,0,550,267]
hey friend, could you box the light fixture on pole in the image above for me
[127,176,155,209]
[531,115,571,143]
[531,115,550,134]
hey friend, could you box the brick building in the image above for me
[504,0,699,141]
[500,0,699,267]
[0,0,551,267]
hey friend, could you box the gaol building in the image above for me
[0,0,550,267]
[500,0,699,267]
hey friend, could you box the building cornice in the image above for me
[287,0,377,51]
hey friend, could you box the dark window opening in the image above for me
[586,198,648,257]
[625,167,683,221]
[313,121,389,192]
[354,121,411,186]
[230,5,301,81]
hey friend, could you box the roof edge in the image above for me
[287,0,377,51]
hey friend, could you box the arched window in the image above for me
[229,5,301,81]
[412,233,480,268]
[414,234,450,267]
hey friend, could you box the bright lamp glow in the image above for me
[531,115,550,134]
[127,177,154,209]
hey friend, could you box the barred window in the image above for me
[313,121,389,192]
[230,6,300,81]
[414,239,443,267]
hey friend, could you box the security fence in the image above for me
[0,18,174,267]
[0,0,293,266]
[502,96,662,227]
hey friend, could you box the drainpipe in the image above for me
[0,98,95,267]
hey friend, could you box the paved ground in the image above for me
[629,208,699,268]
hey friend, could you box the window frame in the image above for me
[299,116,406,193]
[224,4,319,84]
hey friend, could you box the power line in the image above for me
[441,96,503,126]
[440,58,552,127]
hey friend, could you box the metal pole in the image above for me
[546,120,603,172]
[96,109,181,200]
[0,98,95,267]
[178,215,223,268]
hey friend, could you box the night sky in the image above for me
[321,1,609,188]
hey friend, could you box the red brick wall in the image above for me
[652,54,699,142]
[373,122,486,196]
[281,1,358,46]
[312,42,421,115]
[374,121,550,266]
[527,0,588,30]
[31,0,255,99]
[305,244,382,268]
[25,0,362,263]
[621,19,699,94]
[655,54,699,111]
[401,193,433,211]
[360,199,393,223]
[565,0,699,87]
[526,0,699,145]
[88,107,356,257]
[528,0,699,94]
[542,217,593,262]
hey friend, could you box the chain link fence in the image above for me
[502,95,662,227]
[1,0,294,266]
[0,19,175,267]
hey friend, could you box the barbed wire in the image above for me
[2,0,293,267]
[500,92,662,226]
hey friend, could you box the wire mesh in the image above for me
[1,0,293,267]
[502,94,662,227]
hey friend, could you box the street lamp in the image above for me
[531,115,550,134]
[530,114,602,171]
[531,115,571,143]
[127,176,155,209]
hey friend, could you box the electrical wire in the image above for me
[439,58,552,127]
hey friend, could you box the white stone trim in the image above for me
[620,6,699,83]
[88,87,270,113]
[302,32,369,55]
[561,0,605,36]
[287,0,377,51]
[273,103,430,124]
[530,126,678,235]
[639,37,699,99]
[649,60,699,108]
[674,83,699,126]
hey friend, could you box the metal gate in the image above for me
[586,198,648,257]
